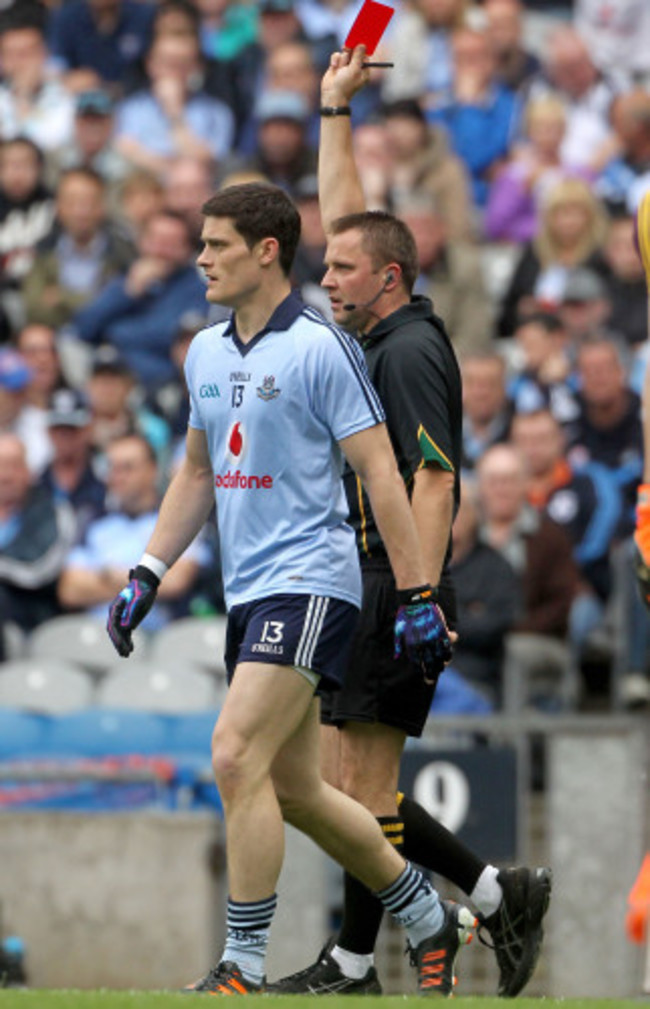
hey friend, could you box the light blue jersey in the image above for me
[185,292,385,610]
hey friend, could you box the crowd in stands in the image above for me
[1,0,650,714]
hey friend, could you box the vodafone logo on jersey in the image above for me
[227,421,246,463]
[216,421,274,490]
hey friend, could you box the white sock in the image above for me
[331,945,374,980]
[470,865,502,918]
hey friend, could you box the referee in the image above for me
[270,46,551,998]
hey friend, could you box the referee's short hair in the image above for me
[328,211,419,294]
[202,183,301,277]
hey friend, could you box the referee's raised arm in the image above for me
[318,46,370,229]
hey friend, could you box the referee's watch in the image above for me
[319,106,351,117]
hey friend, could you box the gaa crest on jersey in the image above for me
[257,375,281,401]
[227,420,246,462]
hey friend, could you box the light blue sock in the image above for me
[375,863,444,949]
[222,894,277,985]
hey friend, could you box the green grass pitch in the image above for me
[0,996,644,1009]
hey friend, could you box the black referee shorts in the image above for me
[320,561,457,737]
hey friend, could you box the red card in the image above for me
[344,0,394,56]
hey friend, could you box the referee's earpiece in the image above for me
[385,271,396,285]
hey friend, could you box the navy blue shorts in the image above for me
[224,593,359,692]
[320,563,458,737]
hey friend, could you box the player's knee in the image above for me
[211,724,251,796]
[274,776,318,827]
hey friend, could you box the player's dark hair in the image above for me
[329,211,419,294]
[202,183,301,276]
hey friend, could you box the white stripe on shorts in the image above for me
[295,595,330,670]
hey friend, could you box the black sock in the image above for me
[398,793,486,895]
[337,815,403,955]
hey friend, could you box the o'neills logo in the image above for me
[215,469,273,489]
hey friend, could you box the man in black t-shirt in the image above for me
[269,46,551,1000]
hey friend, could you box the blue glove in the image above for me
[394,584,453,685]
[107,564,160,657]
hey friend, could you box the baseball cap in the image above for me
[47,388,91,428]
[562,268,607,304]
[259,0,294,13]
[76,89,113,117]
[0,348,31,391]
[91,345,132,376]
[256,90,309,124]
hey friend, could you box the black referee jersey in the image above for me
[343,295,463,565]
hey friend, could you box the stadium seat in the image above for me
[28,615,148,679]
[2,621,26,661]
[163,710,220,754]
[0,660,94,714]
[95,659,220,713]
[47,708,168,757]
[149,616,228,677]
[0,708,50,758]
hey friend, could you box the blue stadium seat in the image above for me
[47,708,168,757]
[163,710,220,755]
[0,708,50,758]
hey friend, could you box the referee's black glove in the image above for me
[107,564,160,657]
[394,584,453,685]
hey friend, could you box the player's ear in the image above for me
[258,236,280,267]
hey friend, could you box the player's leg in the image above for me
[185,658,318,994]
[272,697,476,996]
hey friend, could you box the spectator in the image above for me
[57,432,205,628]
[251,39,321,148]
[528,25,618,173]
[221,90,316,194]
[53,89,130,194]
[70,209,206,391]
[86,346,171,475]
[351,119,392,211]
[116,169,166,242]
[145,310,207,450]
[497,176,609,337]
[193,0,257,63]
[427,25,520,210]
[16,323,65,413]
[114,32,234,178]
[0,346,51,475]
[477,442,578,710]
[290,173,327,290]
[596,89,650,215]
[461,351,512,470]
[382,98,475,242]
[565,336,643,529]
[48,0,155,88]
[602,210,649,351]
[0,431,75,632]
[22,167,135,330]
[397,195,493,356]
[555,267,615,346]
[511,408,623,673]
[164,156,214,248]
[483,0,541,93]
[0,137,55,333]
[508,310,578,423]
[450,479,519,706]
[485,94,591,244]
[0,20,75,154]
[40,387,106,542]
[381,0,467,106]
[574,0,650,88]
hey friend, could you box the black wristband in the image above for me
[396,584,438,607]
[130,564,161,589]
[319,105,351,117]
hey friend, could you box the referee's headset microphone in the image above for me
[343,271,396,311]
